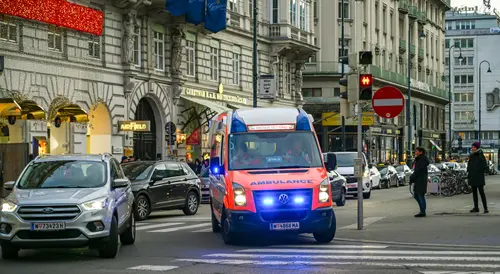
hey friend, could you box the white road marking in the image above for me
[135,222,151,226]
[419,272,498,274]
[373,98,404,106]
[205,253,500,262]
[136,222,185,231]
[149,223,211,233]
[192,228,213,233]
[339,217,386,230]
[148,217,211,222]
[268,245,388,249]
[174,258,500,269]
[236,249,500,256]
[127,265,179,271]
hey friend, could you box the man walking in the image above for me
[467,142,489,213]
[410,147,429,217]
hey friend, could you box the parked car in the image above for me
[0,154,136,259]
[395,164,412,186]
[444,162,460,171]
[330,152,372,199]
[328,170,347,206]
[428,164,441,174]
[457,163,467,173]
[198,168,210,203]
[369,166,381,189]
[122,160,202,221]
[434,163,448,171]
[378,165,399,188]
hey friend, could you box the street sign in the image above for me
[372,86,405,119]
[258,75,277,99]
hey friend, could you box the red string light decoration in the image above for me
[0,0,103,36]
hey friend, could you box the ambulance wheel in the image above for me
[313,212,337,244]
[221,209,238,245]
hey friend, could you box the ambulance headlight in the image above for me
[233,182,247,206]
[319,178,330,203]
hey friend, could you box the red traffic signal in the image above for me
[359,74,373,87]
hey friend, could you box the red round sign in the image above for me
[371,86,405,119]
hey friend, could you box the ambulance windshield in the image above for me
[228,131,323,170]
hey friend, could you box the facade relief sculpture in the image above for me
[171,25,186,76]
[123,13,137,65]
[294,63,305,102]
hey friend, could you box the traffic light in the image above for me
[458,135,463,149]
[339,76,348,99]
[359,74,373,101]
[359,51,373,65]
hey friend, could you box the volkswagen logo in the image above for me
[42,207,54,214]
[278,194,289,205]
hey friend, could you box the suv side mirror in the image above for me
[3,181,15,190]
[326,153,337,171]
[368,164,373,169]
[112,178,130,189]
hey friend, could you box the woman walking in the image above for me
[467,142,489,213]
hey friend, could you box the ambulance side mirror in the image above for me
[325,153,337,171]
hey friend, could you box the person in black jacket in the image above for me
[467,142,489,213]
[410,147,430,217]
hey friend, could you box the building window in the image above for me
[338,48,348,58]
[88,36,100,59]
[210,45,219,81]
[290,0,297,26]
[232,52,240,85]
[456,56,473,66]
[0,19,17,42]
[230,0,239,12]
[286,62,292,94]
[334,87,341,97]
[454,92,473,102]
[153,31,164,70]
[271,0,279,23]
[48,29,62,51]
[133,25,141,66]
[454,111,474,122]
[186,40,196,77]
[456,20,475,30]
[302,88,322,97]
[299,0,306,30]
[249,0,254,18]
[338,1,349,19]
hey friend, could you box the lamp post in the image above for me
[448,45,463,157]
[406,26,426,167]
[252,0,258,108]
[478,60,492,142]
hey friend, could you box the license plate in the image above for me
[31,222,66,231]
[270,222,300,231]
[348,183,357,188]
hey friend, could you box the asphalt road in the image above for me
[1,177,500,274]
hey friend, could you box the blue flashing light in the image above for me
[296,109,311,131]
[263,198,274,205]
[211,166,221,175]
[230,111,247,133]
[294,197,305,204]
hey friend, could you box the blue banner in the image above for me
[185,0,206,25]
[205,0,227,33]
[165,0,188,17]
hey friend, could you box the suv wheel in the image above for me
[98,216,119,258]
[336,189,346,206]
[183,191,199,215]
[120,214,136,245]
[134,195,150,221]
[1,241,19,259]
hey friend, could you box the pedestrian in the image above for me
[121,156,129,164]
[194,158,202,174]
[129,155,136,162]
[410,147,429,217]
[467,142,489,213]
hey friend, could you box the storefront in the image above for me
[367,127,402,164]
[321,112,374,152]
[418,130,445,162]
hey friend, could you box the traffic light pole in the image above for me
[340,0,346,151]
[252,0,258,108]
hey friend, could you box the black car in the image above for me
[122,160,202,221]
[378,165,399,188]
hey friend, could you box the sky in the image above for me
[451,0,500,10]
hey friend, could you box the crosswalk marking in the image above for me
[135,222,151,226]
[339,217,385,230]
[192,228,213,233]
[268,245,388,249]
[236,249,500,256]
[149,223,211,233]
[420,272,498,274]
[136,222,185,231]
[146,216,211,222]
[127,265,178,271]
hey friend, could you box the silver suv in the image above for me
[0,154,136,259]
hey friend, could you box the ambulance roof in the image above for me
[234,107,301,125]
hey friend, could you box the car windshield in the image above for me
[228,131,323,170]
[459,163,466,168]
[122,162,153,180]
[379,168,388,175]
[17,160,107,189]
[200,168,209,178]
[435,164,445,169]
[334,153,360,167]
[395,165,405,172]
[446,163,455,168]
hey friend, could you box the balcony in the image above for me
[418,48,424,61]
[409,6,418,19]
[410,44,416,56]
[399,39,406,53]
[417,11,427,24]
[398,0,409,13]
[267,23,319,60]
[303,62,348,76]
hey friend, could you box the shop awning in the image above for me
[0,98,46,120]
[430,139,442,151]
[56,104,89,123]
[181,95,231,114]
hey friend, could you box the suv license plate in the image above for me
[31,222,66,231]
[270,222,300,231]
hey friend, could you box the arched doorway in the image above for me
[87,103,112,154]
[134,98,157,160]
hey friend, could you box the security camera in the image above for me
[54,117,62,128]
[7,116,16,125]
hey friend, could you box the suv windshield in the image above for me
[17,160,107,189]
[334,153,360,167]
[122,162,153,180]
[379,168,388,175]
[228,132,323,170]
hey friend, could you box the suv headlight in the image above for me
[81,197,109,211]
[319,178,330,203]
[1,201,18,213]
[233,182,247,206]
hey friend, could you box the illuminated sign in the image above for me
[183,83,248,105]
[118,121,150,132]
[360,74,373,87]
[247,124,295,131]
[250,179,314,186]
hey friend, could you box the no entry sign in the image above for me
[372,86,405,118]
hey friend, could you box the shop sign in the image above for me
[321,112,375,126]
[432,133,440,139]
[183,84,248,105]
[410,79,430,92]
[118,120,150,132]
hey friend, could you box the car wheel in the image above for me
[183,191,199,215]
[221,209,238,245]
[98,216,119,258]
[363,189,371,199]
[386,180,391,189]
[336,188,346,206]
[313,211,336,244]
[210,200,221,233]
[396,178,400,187]
[1,241,19,259]
[134,195,150,221]
[120,214,136,245]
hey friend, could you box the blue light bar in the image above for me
[294,197,304,204]
[263,198,274,205]
[296,109,311,131]
[230,111,247,133]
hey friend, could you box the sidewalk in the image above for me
[336,175,500,247]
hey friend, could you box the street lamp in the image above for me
[406,28,426,167]
[448,44,463,157]
[478,60,492,142]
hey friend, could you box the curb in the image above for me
[334,237,500,249]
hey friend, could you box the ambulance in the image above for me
[208,108,337,244]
